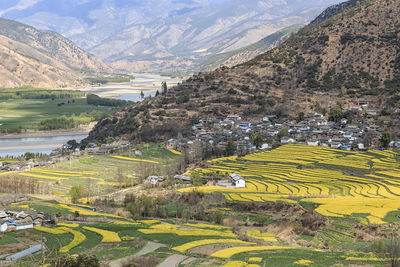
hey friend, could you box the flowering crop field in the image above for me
[58,227,87,253]
[82,226,121,242]
[179,145,400,224]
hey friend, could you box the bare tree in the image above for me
[387,233,400,267]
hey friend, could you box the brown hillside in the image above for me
[86,0,400,144]
[0,18,111,88]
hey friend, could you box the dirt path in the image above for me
[157,254,189,267]
[107,241,165,267]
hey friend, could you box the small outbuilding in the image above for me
[0,220,8,232]
[229,173,246,188]
[146,176,164,185]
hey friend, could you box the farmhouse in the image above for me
[146,176,164,185]
[229,173,246,188]
[15,220,34,231]
[0,220,8,232]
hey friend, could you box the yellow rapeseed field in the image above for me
[110,155,159,164]
[172,239,255,253]
[178,145,400,224]
[82,226,121,242]
[211,246,289,258]
[58,227,86,253]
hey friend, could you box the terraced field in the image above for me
[180,145,400,224]
[0,144,179,198]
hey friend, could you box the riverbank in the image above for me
[0,123,95,140]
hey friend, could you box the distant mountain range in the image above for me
[0,0,344,72]
[0,18,110,88]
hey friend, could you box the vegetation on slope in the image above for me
[86,0,400,144]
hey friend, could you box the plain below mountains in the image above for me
[1,0,344,72]
[0,18,110,88]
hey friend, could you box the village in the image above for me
[166,100,400,157]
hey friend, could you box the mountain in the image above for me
[0,0,344,72]
[198,25,302,71]
[84,0,400,144]
[0,18,110,88]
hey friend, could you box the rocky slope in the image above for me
[1,0,343,72]
[198,25,302,71]
[0,18,111,88]
[85,0,400,144]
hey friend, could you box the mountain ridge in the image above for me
[85,0,400,144]
[0,17,111,88]
[1,0,343,72]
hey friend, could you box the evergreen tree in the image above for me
[162,82,168,94]
[225,140,236,156]
[380,130,391,148]
[155,90,160,96]
[140,90,144,98]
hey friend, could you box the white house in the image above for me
[358,143,366,150]
[281,137,295,144]
[15,220,33,231]
[229,173,246,188]
[146,176,164,185]
[307,139,319,146]
[0,221,8,232]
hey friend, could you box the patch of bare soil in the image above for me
[266,224,297,244]
[28,194,69,203]
[0,243,28,255]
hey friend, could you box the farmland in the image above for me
[0,144,180,198]
[0,198,393,266]
[0,87,121,132]
[181,145,400,225]
[1,144,400,266]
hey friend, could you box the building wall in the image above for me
[236,180,246,188]
[0,224,7,232]
[16,224,33,231]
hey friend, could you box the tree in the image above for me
[252,134,263,149]
[380,130,391,148]
[296,112,305,123]
[278,128,289,139]
[140,90,144,98]
[329,108,343,123]
[190,115,200,125]
[52,254,100,267]
[116,167,125,189]
[127,195,154,219]
[67,140,79,150]
[386,234,400,267]
[225,140,236,156]
[162,82,168,94]
[191,171,204,186]
[211,210,223,224]
[69,185,86,203]
[155,90,160,97]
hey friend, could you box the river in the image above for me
[0,134,88,157]
[0,73,182,157]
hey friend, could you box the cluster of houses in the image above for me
[166,101,400,155]
[0,209,53,233]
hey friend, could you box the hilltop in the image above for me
[85,0,400,144]
[0,18,111,88]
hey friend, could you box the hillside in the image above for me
[0,0,343,72]
[198,25,302,71]
[0,18,110,88]
[85,0,400,144]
